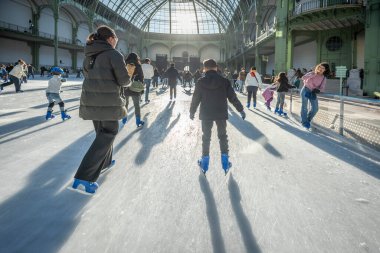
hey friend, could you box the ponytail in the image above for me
[86,25,117,44]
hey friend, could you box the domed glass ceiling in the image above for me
[98,0,241,34]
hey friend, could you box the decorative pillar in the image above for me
[28,42,40,68]
[52,0,59,66]
[70,50,77,71]
[274,0,293,73]
[363,0,380,96]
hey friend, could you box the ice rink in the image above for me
[0,78,380,253]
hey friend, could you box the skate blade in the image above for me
[67,185,95,196]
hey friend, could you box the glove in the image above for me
[240,111,246,120]
[190,114,195,120]
[312,89,320,94]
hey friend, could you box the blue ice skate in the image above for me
[61,111,71,121]
[45,111,55,120]
[302,121,311,130]
[136,117,144,127]
[70,179,99,195]
[221,154,232,175]
[198,156,209,175]
[246,103,250,108]
[122,117,128,124]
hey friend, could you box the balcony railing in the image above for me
[256,27,276,44]
[293,0,363,16]
[0,20,84,46]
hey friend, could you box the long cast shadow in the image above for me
[0,131,95,253]
[228,175,262,253]
[0,120,62,145]
[250,107,380,179]
[199,175,227,253]
[228,108,282,158]
[0,115,48,137]
[134,101,180,165]
[0,110,25,117]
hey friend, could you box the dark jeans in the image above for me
[1,75,21,91]
[247,86,258,105]
[126,95,141,117]
[201,120,228,156]
[74,120,119,182]
[169,85,177,99]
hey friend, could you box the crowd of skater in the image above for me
[1,25,330,195]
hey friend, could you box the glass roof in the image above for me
[98,0,241,34]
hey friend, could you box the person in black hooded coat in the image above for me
[190,59,246,175]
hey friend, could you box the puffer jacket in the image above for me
[79,40,130,120]
[190,70,243,120]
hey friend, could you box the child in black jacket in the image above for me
[190,59,245,175]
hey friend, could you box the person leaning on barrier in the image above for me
[300,62,330,130]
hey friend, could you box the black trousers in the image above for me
[247,86,258,105]
[1,75,21,91]
[201,120,228,156]
[169,85,177,99]
[75,120,119,182]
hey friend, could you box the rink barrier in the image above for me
[288,90,380,151]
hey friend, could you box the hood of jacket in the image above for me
[84,40,114,57]
[199,70,223,90]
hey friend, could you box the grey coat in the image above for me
[79,40,130,120]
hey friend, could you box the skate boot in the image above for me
[274,107,279,115]
[122,117,128,124]
[246,103,250,108]
[221,154,232,175]
[136,117,144,127]
[198,155,209,175]
[45,111,55,120]
[253,102,256,109]
[61,111,71,121]
[71,179,99,195]
[278,109,283,116]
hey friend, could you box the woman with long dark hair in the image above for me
[274,72,294,116]
[70,25,131,194]
[123,52,145,127]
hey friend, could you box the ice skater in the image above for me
[262,83,277,110]
[70,25,131,195]
[190,59,246,175]
[300,62,330,129]
[273,72,295,116]
[45,67,71,120]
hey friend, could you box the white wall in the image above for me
[293,40,317,70]
[0,0,32,28]
[58,10,73,41]
[39,46,54,66]
[0,38,32,64]
[171,45,198,58]
[40,46,72,67]
[58,48,72,68]
[39,8,54,36]
[77,23,90,44]
[200,45,220,62]
[356,30,365,69]
[149,43,170,61]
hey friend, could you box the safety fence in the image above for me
[286,90,380,151]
